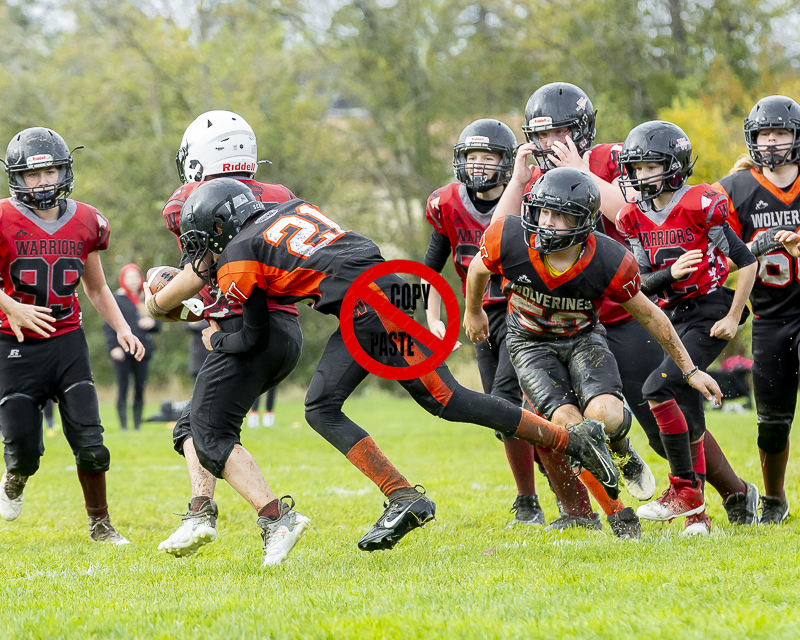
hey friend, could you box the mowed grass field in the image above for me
[2,392,799,639]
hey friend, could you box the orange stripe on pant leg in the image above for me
[579,470,625,515]
[345,437,411,497]
[367,282,454,407]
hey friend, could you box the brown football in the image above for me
[145,265,204,322]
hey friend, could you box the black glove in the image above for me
[750,225,797,257]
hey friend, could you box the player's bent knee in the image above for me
[757,419,791,454]
[605,408,633,444]
[75,444,110,474]
[584,395,624,430]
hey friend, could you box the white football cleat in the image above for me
[259,496,309,567]
[681,511,711,536]
[262,411,276,428]
[246,412,260,429]
[637,475,704,522]
[158,499,218,557]
[0,471,27,521]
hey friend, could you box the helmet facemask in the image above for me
[745,127,800,170]
[618,153,696,213]
[521,193,599,255]
[6,159,74,210]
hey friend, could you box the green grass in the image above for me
[2,394,799,639]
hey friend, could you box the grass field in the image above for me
[2,392,799,639]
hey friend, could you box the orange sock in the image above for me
[345,437,411,497]
[515,409,569,451]
[580,470,625,515]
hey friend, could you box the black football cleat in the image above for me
[358,487,436,552]
[607,507,641,540]
[759,495,790,525]
[544,512,602,532]
[508,494,545,526]
[723,481,759,525]
[564,418,621,500]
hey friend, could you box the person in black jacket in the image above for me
[104,264,159,430]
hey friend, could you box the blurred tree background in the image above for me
[0,0,797,391]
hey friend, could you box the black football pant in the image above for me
[604,319,666,457]
[642,289,743,442]
[113,356,150,430]
[304,275,524,456]
[172,311,302,477]
[0,329,108,477]
[751,315,800,454]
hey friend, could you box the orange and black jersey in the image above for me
[216,199,384,316]
[714,168,800,318]
[162,178,298,319]
[479,216,640,340]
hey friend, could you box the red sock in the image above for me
[703,430,746,500]
[651,399,694,481]
[504,438,536,495]
[692,438,706,475]
[76,469,109,518]
[258,499,281,521]
[536,447,594,517]
[345,437,411,497]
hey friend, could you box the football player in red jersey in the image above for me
[491,83,658,531]
[713,95,800,524]
[155,177,621,552]
[465,167,723,539]
[617,121,759,534]
[0,127,144,543]
[150,111,308,566]
[423,118,584,527]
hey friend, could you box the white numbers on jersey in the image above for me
[263,204,345,258]
[757,252,800,287]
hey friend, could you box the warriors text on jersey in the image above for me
[425,182,505,305]
[714,168,800,318]
[0,198,109,338]
[617,184,730,308]
[525,143,631,326]
[479,216,640,340]
[162,179,298,319]
[216,199,385,316]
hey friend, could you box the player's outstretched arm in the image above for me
[82,252,145,361]
[144,263,206,321]
[0,289,56,341]
[621,292,722,405]
[463,256,491,343]
[490,141,537,225]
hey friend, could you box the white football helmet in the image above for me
[176,110,258,183]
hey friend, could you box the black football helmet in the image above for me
[179,178,266,286]
[618,121,696,212]
[521,167,602,254]
[452,119,516,192]
[744,95,800,170]
[521,83,596,171]
[4,127,77,210]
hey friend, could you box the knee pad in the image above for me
[757,418,792,455]
[0,393,43,476]
[606,408,633,444]
[75,444,110,473]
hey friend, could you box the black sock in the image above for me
[659,432,696,481]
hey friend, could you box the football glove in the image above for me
[750,225,797,257]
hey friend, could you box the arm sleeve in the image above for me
[423,231,452,272]
[627,237,678,296]
[478,217,506,275]
[708,222,757,269]
[209,287,271,353]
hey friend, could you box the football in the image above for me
[145,265,204,322]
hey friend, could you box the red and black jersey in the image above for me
[479,216,640,340]
[714,168,800,318]
[425,182,505,306]
[162,179,298,319]
[216,199,384,316]
[617,184,730,309]
[0,198,110,339]
[524,143,631,325]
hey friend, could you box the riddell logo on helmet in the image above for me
[222,162,256,172]
[26,154,53,168]
[529,117,552,130]
[465,136,490,146]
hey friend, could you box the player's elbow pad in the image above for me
[639,269,677,297]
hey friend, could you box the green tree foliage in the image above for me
[0,0,796,385]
